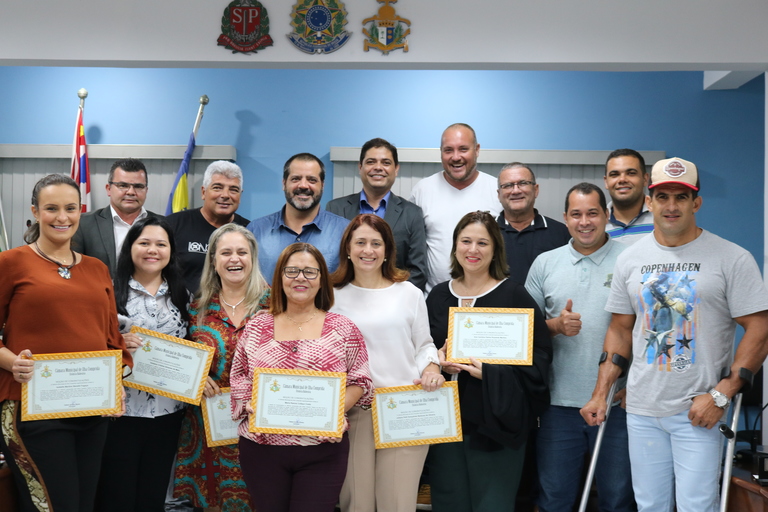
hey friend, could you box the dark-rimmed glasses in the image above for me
[109,181,147,191]
[283,266,320,280]
[499,180,535,190]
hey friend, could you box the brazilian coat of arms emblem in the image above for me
[363,0,410,55]
[288,0,351,54]
[217,0,274,54]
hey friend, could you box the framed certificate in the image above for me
[123,327,215,405]
[201,387,240,447]
[372,382,462,449]
[21,350,122,421]
[249,368,346,438]
[446,307,534,365]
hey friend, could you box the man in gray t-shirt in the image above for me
[581,157,768,512]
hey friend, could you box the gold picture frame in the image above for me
[21,350,122,421]
[371,382,462,449]
[201,387,240,447]
[123,327,215,405]
[446,307,534,365]
[249,368,347,438]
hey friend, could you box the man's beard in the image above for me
[286,188,322,211]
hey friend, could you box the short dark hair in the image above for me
[332,214,408,288]
[359,138,399,166]
[283,153,325,182]
[24,174,80,244]
[449,211,509,281]
[565,182,608,212]
[270,243,333,314]
[113,216,190,323]
[109,158,148,184]
[605,149,646,176]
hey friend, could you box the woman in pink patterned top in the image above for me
[230,242,373,512]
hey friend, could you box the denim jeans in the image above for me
[626,411,723,512]
[537,405,635,512]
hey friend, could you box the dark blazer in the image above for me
[71,206,162,276]
[326,192,429,291]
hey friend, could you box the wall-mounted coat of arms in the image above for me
[363,0,410,55]
[217,0,274,54]
[288,0,351,54]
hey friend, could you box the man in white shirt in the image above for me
[72,158,161,275]
[409,123,500,291]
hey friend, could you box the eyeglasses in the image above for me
[283,266,320,280]
[499,180,535,190]
[109,182,147,191]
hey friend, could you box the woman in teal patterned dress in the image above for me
[173,224,270,511]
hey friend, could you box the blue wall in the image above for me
[0,67,763,261]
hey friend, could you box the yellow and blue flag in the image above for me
[166,132,195,215]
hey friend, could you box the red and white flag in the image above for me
[70,106,91,212]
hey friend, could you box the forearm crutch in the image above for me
[578,353,630,512]
[718,392,743,512]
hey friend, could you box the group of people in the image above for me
[0,122,766,512]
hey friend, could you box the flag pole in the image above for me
[166,95,208,215]
[193,95,209,138]
[78,88,87,109]
[0,193,9,251]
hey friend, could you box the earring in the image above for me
[384,258,387,262]
[347,255,351,259]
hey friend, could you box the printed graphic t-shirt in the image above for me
[606,229,768,417]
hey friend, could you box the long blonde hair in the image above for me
[196,224,268,326]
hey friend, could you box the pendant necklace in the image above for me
[285,309,318,332]
[34,242,76,279]
[221,295,245,315]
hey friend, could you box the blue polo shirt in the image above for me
[247,207,350,285]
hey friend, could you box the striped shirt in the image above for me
[230,311,373,446]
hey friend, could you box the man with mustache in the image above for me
[166,160,250,294]
[326,137,428,291]
[248,152,349,284]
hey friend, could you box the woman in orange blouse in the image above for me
[0,174,131,512]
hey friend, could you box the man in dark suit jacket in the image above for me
[72,158,161,275]
[326,138,429,291]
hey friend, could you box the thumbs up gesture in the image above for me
[557,299,582,336]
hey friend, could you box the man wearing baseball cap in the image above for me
[581,157,768,511]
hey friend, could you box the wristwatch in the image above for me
[708,388,730,409]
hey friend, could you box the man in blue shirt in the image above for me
[248,153,349,284]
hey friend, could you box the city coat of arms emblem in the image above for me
[288,0,351,54]
[363,0,410,55]
[217,0,274,54]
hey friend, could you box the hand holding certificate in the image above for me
[21,350,123,421]
[123,327,214,405]
[201,387,240,447]
[249,368,346,438]
[371,382,462,449]
[446,307,534,365]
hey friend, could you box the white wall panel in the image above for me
[0,145,235,249]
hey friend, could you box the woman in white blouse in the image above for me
[95,216,191,512]
[330,214,443,512]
